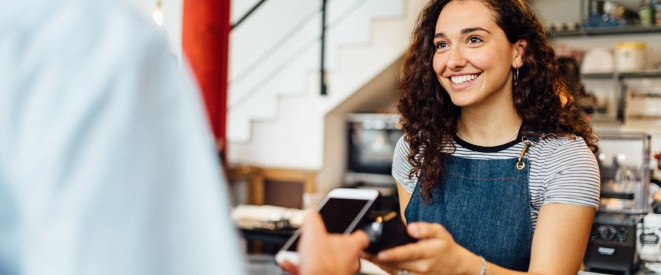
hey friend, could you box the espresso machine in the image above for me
[583,132,651,275]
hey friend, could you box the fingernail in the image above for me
[378,252,389,260]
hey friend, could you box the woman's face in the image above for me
[432,0,525,109]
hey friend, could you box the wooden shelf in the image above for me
[227,166,316,208]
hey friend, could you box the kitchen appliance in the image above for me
[345,113,402,186]
[585,214,643,275]
[595,132,651,214]
[584,132,652,274]
[637,214,661,262]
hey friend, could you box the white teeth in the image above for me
[450,74,478,84]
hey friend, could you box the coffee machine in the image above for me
[583,132,651,275]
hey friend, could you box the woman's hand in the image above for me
[363,222,482,275]
[280,211,370,275]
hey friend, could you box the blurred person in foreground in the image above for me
[0,0,367,274]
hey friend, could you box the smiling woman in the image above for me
[362,0,602,275]
[432,1,525,111]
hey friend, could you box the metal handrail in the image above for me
[229,0,370,110]
[231,0,268,30]
[228,5,319,90]
[321,0,328,96]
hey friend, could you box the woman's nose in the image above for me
[446,46,466,69]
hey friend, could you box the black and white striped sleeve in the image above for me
[392,135,418,194]
[542,137,601,209]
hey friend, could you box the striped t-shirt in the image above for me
[392,134,601,229]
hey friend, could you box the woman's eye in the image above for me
[468,36,483,44]
[435,42,448,49]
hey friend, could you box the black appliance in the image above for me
[583,132,651,275]
[584,214,643,275]
[345,113,402,186]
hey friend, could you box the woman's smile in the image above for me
[448,73,481,90]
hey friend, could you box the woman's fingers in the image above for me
[372,223,453,262]
[368,257,433,275]
[407,222,449,240]
[376,242,430,262]
[361,223,462,275]
[375,222,450,262]
[390,259,437,274]
[365,245,435,274]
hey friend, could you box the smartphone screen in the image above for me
[285,198,370,251]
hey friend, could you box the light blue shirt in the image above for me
[0,0,244,274]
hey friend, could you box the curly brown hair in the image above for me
[398,0,598,199]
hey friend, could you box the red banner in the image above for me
[182,0,230,160]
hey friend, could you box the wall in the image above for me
[320,57,401,194]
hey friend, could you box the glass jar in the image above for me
[615,41,647,72]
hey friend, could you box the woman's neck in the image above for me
[456,104,522,147]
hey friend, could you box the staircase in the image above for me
[228,0,426,170]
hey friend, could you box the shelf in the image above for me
[630,93,661,98]
[582,70,661,79]
[619,70,661,78]
[628,114,661,120]
[549,25,661,38]
[582,72,617,79]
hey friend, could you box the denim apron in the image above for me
[404,141,534,271]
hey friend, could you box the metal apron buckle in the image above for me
[517,136,540,170]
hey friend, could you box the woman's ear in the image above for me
[511,39,527,68]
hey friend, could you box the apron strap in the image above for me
[516,136,540,171]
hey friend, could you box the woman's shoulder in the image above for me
[533,135,600,209]
[533,134,592,156]
[394,134,412,157]
[531,134,599,181]
[529,134,598,177]
[392,135,418,193]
